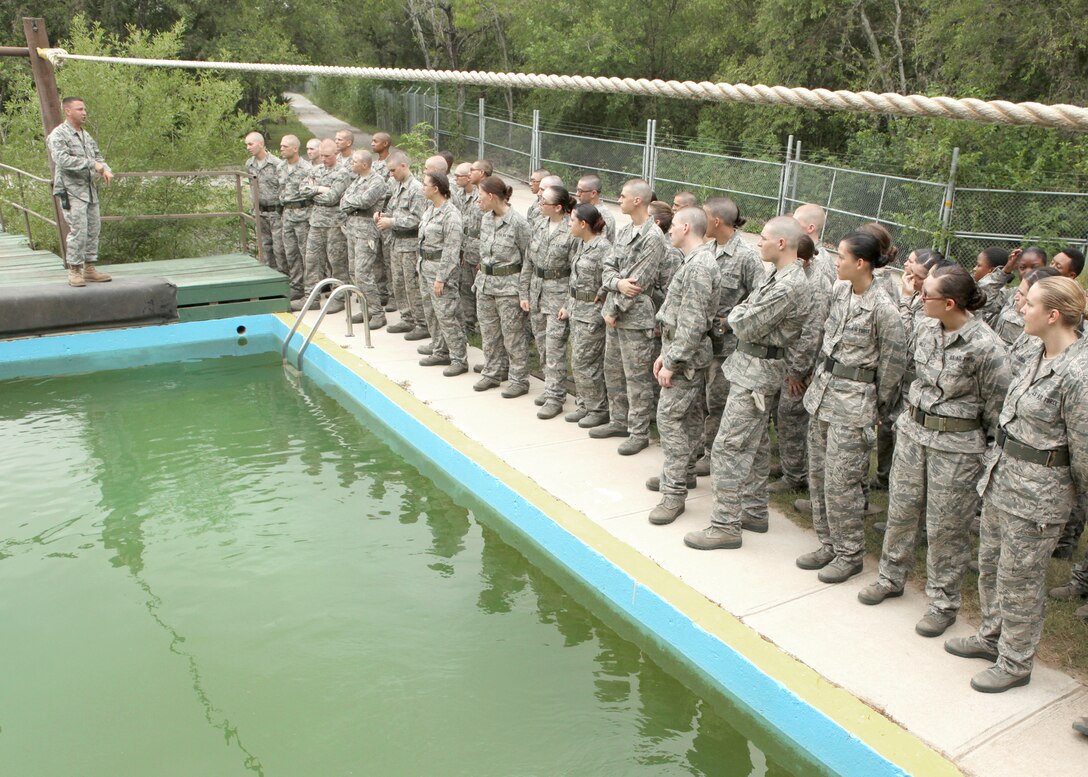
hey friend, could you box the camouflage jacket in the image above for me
[992,291,1024,346]
[527,200,542,231]
[246,153,283,207]
[566,234,610,324]
[657,244,721,373]
[784,258,833,381]
[899,315,1011,453]
[978,268,1013,328]
[457,187,483,264]
[418,200,463,283]
[279,159,313,223]
[385,176,426,250]
[477,208,531,297]
[981,337,1088,522]
[339,170,385,238]
[46,121,108,203]
[725,259,811,395]
[599,206,616,244]
[652,244,684,312]
[301,163,352,228]
[522,217,579,313]
[710,231,764,356]
[804,278,908,427]
[812,244,837,289]
[601,218,667,330]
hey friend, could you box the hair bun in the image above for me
[734,216,747,228]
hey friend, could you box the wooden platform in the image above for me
[0,232,289,324]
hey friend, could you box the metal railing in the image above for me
[0,162,56,249]
[282,278,371,370]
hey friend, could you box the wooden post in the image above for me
[23,17,68,264]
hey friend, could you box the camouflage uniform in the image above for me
[246,153,286,271]
[339,170,387,318]
[703,233,765,457]
[601,219,667,441]
[712,261,810,527]
[566,234,611,415]
[875,316,1010,616]
[457,185,483,331]
[46,121,109,266]
[279,158,312,297]
[992,291,1024,346]
[655,245,721,496]
[476,209,531,388]
[811,245,838,290]
[523,218,579,402]
[527,200,542,230]
[599,206,617,244]
[301,163,353,294]
[385,175,427,328]
[372,156,393,302]
[977,268,1013,328]
[775,258,834,488]
[419,200,466,365]
[973,338,1088,677]
[805,280,908,565]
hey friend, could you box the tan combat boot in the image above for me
[68,265,86,287]
[83,263,112,283]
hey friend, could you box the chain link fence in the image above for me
[946,188,1088,260]
[654,147,783,227]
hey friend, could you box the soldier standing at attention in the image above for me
[417,171,467,376]
[575,175,615,242]
[295,139,352,312]
[454,162,483,334]
[592,179,667,456]
[685,217,810,549]
[793,204,836,288]
[797,232,906,582]
[474,176,531,397]
[859,266,1010,640]
[47,96,113,287]
[521,185,579,419]
[334,129,354,167]
[696,198,764,475]
[370,132,395,310]
[527,168,550,228]
[338,149,388,329]
[560,204,611,428]
[470,159,509,378]
[277,134,311,301]
[645,207,719,525]
[244,131,285,272]
[376,151,428,341]
[946,277,1088,693]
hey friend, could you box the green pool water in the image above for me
[0,352,810,777]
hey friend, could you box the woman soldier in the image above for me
[796,232,907,583]
[946,277,1088,692]
[859,266,1010,639]
[559,204,611,429]
[417,171,467,376]
[521,185,579,419]
[474,176,532,398]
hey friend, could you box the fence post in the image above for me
[643,119,658,188]
[940,147,960,254]
[791,140,802,203]
[478,97,486,159]
[650,119,658,191]
[432,85,440,143]
[778,135,794,215]
[822,170,837,244]
[531,109,541,173]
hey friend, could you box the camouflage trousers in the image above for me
[775,383,810,488]
[569,317,607,415]
[391,246,425,328]
[256,211,285,271]
[1056,493,1087,556]
[874,415,896,487]
[460,261,478,330]
[1069,544,1088,593]
[976,502,1065,676]
[604,327,657,439]
[808,419,873,565]
[419,259,467,365]
[710,386,771,527]
[281,218,308,297]
[375,231,393,302]
[656,370,706,497]
[876,435,982,613]
[349,231,383,316]
[702,355,730,457]
[303,224,349,294]
[60,196,100,266]
[477,291,529,388]
[530,307,569,402]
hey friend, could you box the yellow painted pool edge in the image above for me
[283,314,961,777]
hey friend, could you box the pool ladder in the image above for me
[282,278,372,370]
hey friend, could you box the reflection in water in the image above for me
[1,354,812,777]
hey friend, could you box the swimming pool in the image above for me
[0,316,940,776]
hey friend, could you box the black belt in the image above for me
[259,204,283,213]
[420,249,443,261]
[907,404,981,433]
[393,228,418,238]
[283,201,310,210]
[535,266,571,280]
[482,262,522,277]
[346,208,375,217]
[823,356,875,383]
[737,341,785,360]
[570,288,598,303]
[996,429,1070,467]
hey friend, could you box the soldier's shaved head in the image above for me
[352,149,373,164]
[622,179,652,203]
[371,132,391,157]
[244,132,267,158]
[672,206,707,236]
[244,131,264,144]
[792,203,826,235]
[704,197,741,227]
[319,138,338,167]
[387,150,409,169]
[455,162,472,176]
[540,174,563,190]
[762,215,803,248]
[672,191,697,212]
[305,138,321,163]
[424,155,448,174]
[280,134,300,149]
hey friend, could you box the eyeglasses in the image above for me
[920,292,947,302]
[575,188,596,195]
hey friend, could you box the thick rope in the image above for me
[38,48,1088,132]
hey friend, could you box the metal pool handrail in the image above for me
[295,285,370,369]
[282,277,341,361]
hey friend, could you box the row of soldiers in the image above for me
[245,129,1087,695]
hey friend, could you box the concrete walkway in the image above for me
[286,93,1088,777]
